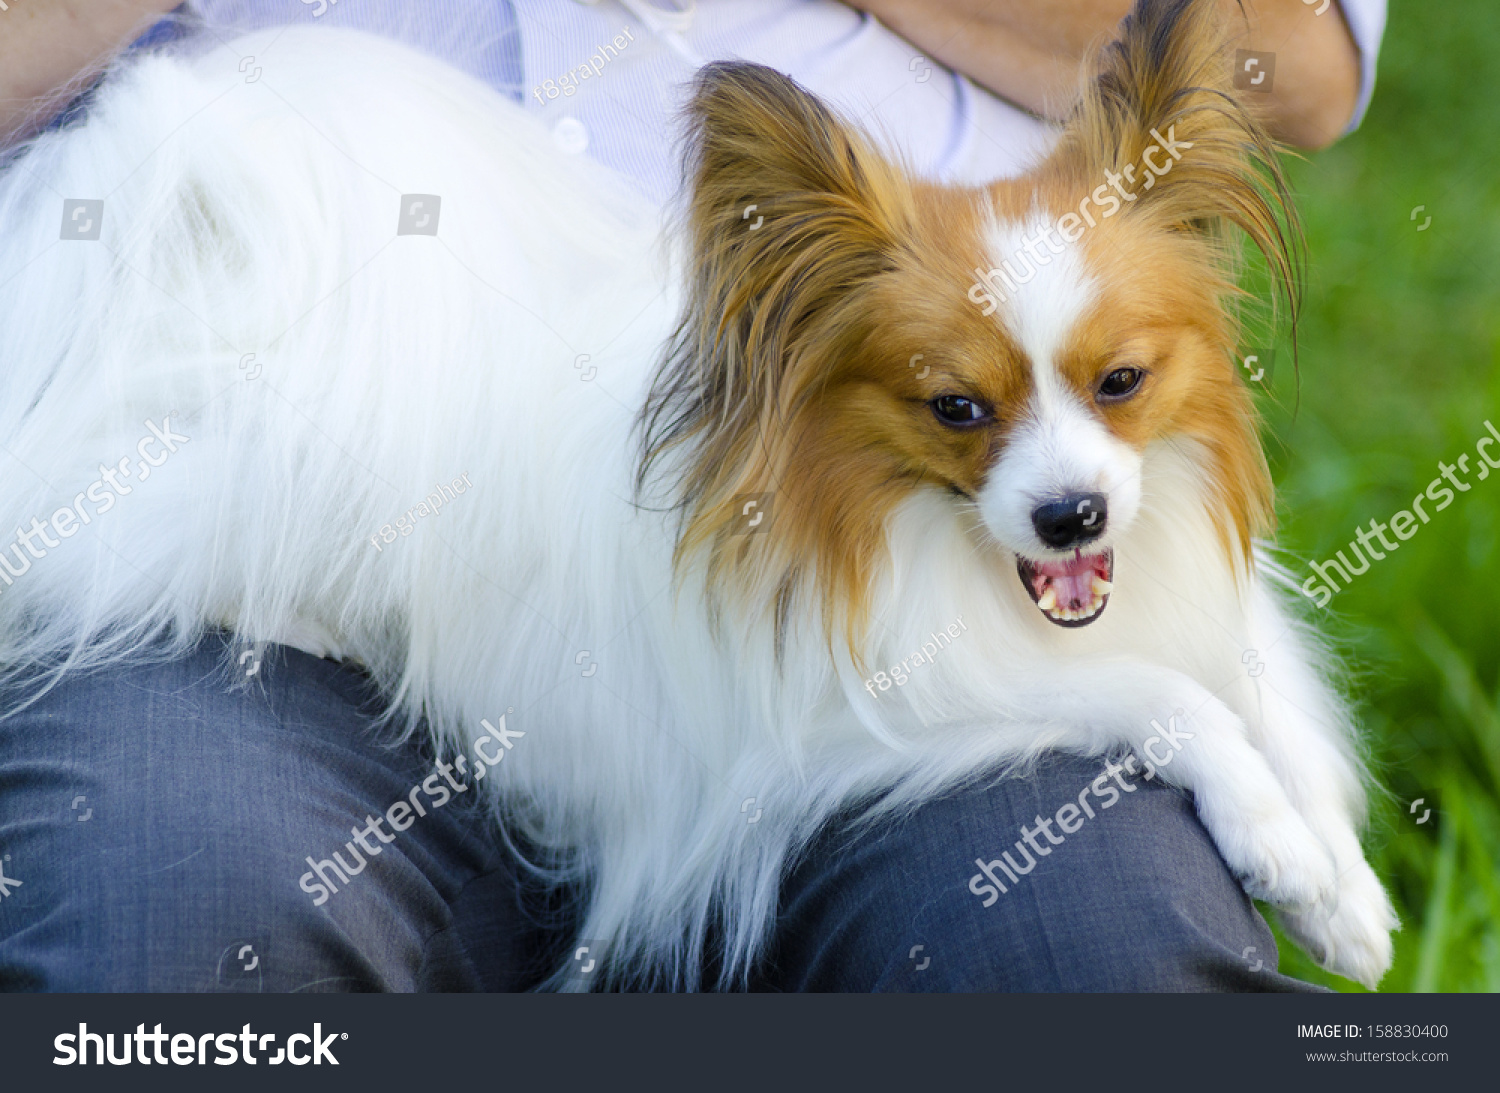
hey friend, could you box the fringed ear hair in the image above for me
[1052,0,1303,333]
[637,63,915,655]
[638,62,911,510]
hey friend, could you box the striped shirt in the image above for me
[179,0,1388,205]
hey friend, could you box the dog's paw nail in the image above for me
[1280,863,1398,988]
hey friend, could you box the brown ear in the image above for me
[639,62,911,502]
[1045,0,1302,319]
[637,63,914,645]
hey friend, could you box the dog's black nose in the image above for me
[1031,492,1108,549]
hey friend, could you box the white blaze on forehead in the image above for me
[982,213,1097,377]
[973,212,1143,556]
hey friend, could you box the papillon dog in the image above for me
[0,0,1395,988]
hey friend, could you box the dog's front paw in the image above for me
[1279,858,1398,990]
[1204,800,1339,910]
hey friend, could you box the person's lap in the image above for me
[0,637,548,992]
[0,638,1317,992]
[758,756,1315,991]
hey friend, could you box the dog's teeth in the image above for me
[1092,576,1113,596]
[1036,587,1057,612]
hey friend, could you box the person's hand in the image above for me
[0,0,182,149]
[847,0,1362,149]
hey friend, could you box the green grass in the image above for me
[1249,0,1500,991]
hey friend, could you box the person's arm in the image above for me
[0,0,180,149]
[846,0,1362,150]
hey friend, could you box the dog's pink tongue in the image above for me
[1033,553,1106,610]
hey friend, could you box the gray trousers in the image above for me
[0,637,1318,992]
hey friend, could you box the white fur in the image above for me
[0,29,1394,989]
[975,215,1144,557]
[985,215,1096,371]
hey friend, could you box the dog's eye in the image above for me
[1098,367,1145,400]
[930,395,991,427]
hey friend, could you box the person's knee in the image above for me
[762,755,1300,992]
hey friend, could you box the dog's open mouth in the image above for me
[1017,549,1113,627]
